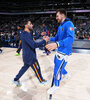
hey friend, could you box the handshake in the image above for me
[41,32,49,42]
[43,36,50,42]
[43,35,58,51]
[41,32,58,51]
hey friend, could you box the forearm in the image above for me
[50,37,57,42]
[57,36,74,47]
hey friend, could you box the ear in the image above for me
[62,14,64,18]
[25,25,27,28]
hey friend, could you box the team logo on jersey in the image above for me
[61,28,63,32]
[70,27,73,31]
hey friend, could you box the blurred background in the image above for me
[0,0,90,50]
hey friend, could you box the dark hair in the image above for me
[23,20,30,26]
[17,25,22,28]
[22,20,30,29]
[56,9,67,16]
[42,23,45,25]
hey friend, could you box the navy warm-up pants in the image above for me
[14,60,44,82]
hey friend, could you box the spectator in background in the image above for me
[53,31,57,37]
[88,32,90,40]
[10,31,15,47]
[42,23,49,36]
[50,33,53,37]
[0,33,2,53]
[42,23,51,55]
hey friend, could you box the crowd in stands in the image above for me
[0,15,90,48]
[75,19,90,40]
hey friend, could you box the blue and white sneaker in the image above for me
[47,86,59,94]
[12,80,22,87]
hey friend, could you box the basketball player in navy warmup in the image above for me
[12,20,48,86]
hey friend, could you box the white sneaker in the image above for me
[47,86,59,94]
[12,80,22,87]
[62,74,69,81]
[40,80,49,85]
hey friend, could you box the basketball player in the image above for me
[15,26,23,56]
[45,9,75,94]
[12,20,48,86]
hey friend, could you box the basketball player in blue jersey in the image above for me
[44,9,75,94]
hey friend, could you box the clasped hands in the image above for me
[43,36,58,51]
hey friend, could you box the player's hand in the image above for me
[43,36,50,42]
[43,37,48,42]
[41,32,46,36]
[45,43,57,51]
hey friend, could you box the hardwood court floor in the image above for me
[0,47,90,100]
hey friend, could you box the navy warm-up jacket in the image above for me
[21,31,46,65]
